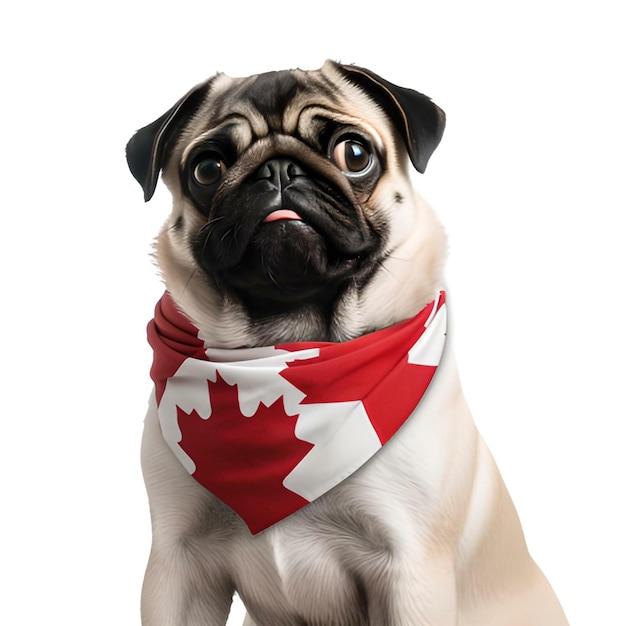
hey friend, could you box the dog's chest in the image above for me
[234,479,407,625]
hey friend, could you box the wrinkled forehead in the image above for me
[178,67,387,159]
[212,69,337,133]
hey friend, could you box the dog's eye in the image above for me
[332,139,372,174]
[192,155,226,186]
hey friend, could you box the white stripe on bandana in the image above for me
[147,291,447,534]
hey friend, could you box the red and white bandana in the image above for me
[147,291,447,534]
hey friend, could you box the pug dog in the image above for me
[126,60,569,626]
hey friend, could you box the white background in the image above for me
[1,1,624,624]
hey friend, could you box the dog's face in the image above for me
[127,61,447,347]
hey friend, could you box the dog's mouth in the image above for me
[192,160,380,314]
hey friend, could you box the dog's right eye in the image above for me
[192,155,226,186]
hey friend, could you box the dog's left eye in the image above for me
[331,138,372,174]
[192,154,226,186]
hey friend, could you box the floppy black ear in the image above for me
[333,62,446,173]
[126,79,212,201]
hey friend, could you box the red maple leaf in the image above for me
[280,319,437,444]
[177,372,313,534]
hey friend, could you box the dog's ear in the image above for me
[333,62,446,173]
[126,79,212,201]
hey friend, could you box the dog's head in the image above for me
[127,61,446,346]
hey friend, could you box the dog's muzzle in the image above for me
[192,147,379,313]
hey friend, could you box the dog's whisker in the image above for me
[180,268,197,300]
[384,254,415,263]
[374,258,394,276]
[219,227,234,244]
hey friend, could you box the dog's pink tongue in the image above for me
[263,209,302,222]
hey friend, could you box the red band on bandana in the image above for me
[147,291,447,534]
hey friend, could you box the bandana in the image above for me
[147,291,447,534]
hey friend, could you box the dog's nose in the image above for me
[255,158,306,190]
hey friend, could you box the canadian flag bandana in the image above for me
[147,291,447,534]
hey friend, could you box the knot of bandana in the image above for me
[147,291,447,534]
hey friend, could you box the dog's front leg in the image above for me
[141,545,233,626]
[140,402,235,626]
[363,554,457,626]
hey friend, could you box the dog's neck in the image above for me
[161,275,443,349]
